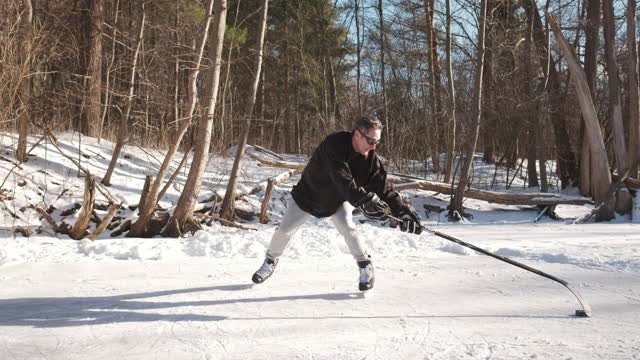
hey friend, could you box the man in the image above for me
[252,115,422,291]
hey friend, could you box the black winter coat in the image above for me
[291,131,403,218]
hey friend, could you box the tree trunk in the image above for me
[219,0,269,220]
[522,0,579,188]
[581,0,599,195]
[68,175,96,240]
[602,0,627,174]
[378,0,390,146]
[138,174,152,215]
[448,0,488,220]
[283,8,292,152]
[128,0,217,237]
[626,0,640,177]
[172,2,182,150]
[164,0,228,237]
[424,0,442,173]
[99,0,120,144]
[481,1,495,165]
[548,14,614,221]
[355,0,363,116]
[102,1,146,186]
[218,0,241,148]
[584,0,599,102]
[327,57,339,122]
[537,111,548,192]
[16,0,33,163]
[158,146,193,201]
[525,6,538,188]
[526,133,539,187]
[83,0,104,138]
[443,0,456,183]
[89,202,120,240]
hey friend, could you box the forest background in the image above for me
[2,0,639,237]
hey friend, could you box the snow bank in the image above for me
[438,241,473,256]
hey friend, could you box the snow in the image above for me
[1,132,640,359]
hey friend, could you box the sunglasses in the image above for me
[357,129,382,146]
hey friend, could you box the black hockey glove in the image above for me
[357,193,390,221]
[397,206,423,234]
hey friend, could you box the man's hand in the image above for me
[397,207,423,234]
[358,193,390,221]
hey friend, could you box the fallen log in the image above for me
[390,179,593,206]
[248,153,305,171]
[249,144,284,160]
[250,168,301,195]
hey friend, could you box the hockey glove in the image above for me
[397,206,423,234]
[357,193,390,221]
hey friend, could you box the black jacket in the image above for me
[291,131,403,218]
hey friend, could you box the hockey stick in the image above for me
[387,214,592,317]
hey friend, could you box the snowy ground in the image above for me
[1,132,640,359]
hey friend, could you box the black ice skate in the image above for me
[252,258,278,284]
[358,259,374,291]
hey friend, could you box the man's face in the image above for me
[353,127,382,156]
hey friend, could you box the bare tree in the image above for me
[580,0,600,196]
[219,0,269,220]
[83,0,104,138]
[525,8,538,188]
[449,0,488,220]
[218,0,242,148]
[99,0,120,144]
[102,1,146,186]
[522,0,579,188]
[424,0,442,174]
[128,0,217,237]
[548,14,614,221]
[602,0,627,174]
[378,0,390,145]
[481,1,496,165]
[164,0,228,236]
[16,0,33,163]
[626,0,640,177]
[442,0,456,183]
[355,0,363,116]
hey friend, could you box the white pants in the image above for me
[266,199,370,262]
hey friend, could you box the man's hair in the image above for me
[354,115,384,132]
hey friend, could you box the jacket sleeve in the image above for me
[365,157,404,214]
[318,139,369,206]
